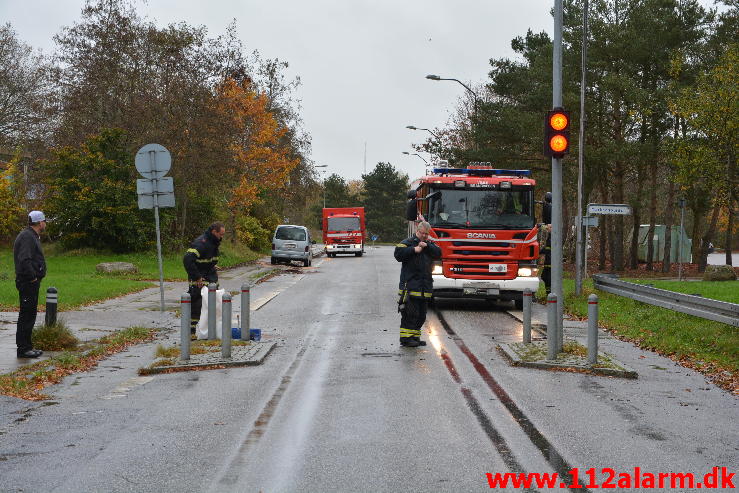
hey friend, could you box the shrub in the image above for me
[235,214,271,252]
[32,319,79,351]
[703,265,737,281]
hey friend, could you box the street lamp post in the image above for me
[402,151,428,165]
[426,75,479,110]
[315,165,328,208]
[426,74,480,152]
[406,125,439,138]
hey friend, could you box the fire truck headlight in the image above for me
[432,262,443,275]
[518,266,538,277]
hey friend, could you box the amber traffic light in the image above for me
[544,108,570,158]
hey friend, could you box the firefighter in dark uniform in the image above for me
[394,221,442,347]
[183,222,225,334]
[541,192,552,294]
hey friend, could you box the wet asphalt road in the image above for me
[0,246,737,493]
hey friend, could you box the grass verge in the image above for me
[0,326,156,401]
[0,242,262,310]
[561,279,738,394]
[626,279,739,304]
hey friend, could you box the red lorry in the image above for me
[405,164,540,309]
[322,207,365,257]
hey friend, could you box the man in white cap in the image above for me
[13,211,48,358]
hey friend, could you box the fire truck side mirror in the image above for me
[405,199,418,221]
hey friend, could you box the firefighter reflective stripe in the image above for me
[396,243,407,247]
[399,328,421,337]
[400,329,421,337]
[398,290,433,298]
[186,248,200,257]
[195,256,218,263]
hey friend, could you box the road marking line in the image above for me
[101,376,153,400]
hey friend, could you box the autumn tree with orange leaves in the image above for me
[216,78,300,245]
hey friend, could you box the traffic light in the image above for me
[544,108,570,158]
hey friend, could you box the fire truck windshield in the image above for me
[327,217,361,231]
[426,187,534,229]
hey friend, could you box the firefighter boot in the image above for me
[412,336,427,346]
[400,337,420,347]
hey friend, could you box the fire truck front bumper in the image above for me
[431,275,540,300]
[325,243,363,254]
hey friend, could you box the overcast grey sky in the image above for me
[0,0,721,182]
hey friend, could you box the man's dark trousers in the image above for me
[400,296,428,340]
[16,280,40,352]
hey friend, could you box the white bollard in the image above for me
[522,288,532,344]
[587,294,599,365]
[222,293,232,358]
[547,293,558,360]
[180,293,191,361]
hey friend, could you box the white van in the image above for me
[271,225,314,267]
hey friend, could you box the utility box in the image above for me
[637,225,692,263]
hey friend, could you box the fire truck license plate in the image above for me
[488,264,507,273]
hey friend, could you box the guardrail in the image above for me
[592,274,739,327]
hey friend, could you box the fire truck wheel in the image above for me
[355,252,363,257]
[514,295,524,310]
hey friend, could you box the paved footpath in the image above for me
[0,260,284,375]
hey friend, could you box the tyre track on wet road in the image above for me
[431,308,590,492]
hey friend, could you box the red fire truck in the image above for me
[405,164,540,308]
[322,207,366,257]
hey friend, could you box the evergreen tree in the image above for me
[361,162,408,242]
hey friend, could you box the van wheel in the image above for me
[355,252,363,257]
[270,257,276,265]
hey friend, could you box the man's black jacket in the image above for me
[14,227,46,282]
[394,235,442,294]
[183,229,221,283]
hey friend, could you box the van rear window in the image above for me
[275,227,306,241]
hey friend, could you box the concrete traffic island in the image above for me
[139,341,275,375]
[497,341,638,379]
[500,290,638,378]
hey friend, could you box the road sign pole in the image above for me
[575,0,589,297]
[150,150,165,313]
[678,198,686,281]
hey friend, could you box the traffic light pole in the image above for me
[552,0,564,347]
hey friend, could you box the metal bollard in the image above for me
[207,283,217,340]
[222,293,232,358]
[587,294,599,365]
[547,293,558,360]
[522,288,532,344]
[180,293,191,361]
[241,283,250,340]
[44,287,58,326]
